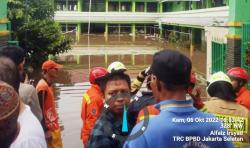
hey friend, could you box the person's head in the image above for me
[0,57,20,92]
[0,46,25,74]
[227,67,249,92]
[149,50,192,102]
[207,72,236,102]
[108,61,127,73]
[89,67,108,87]
[0,81,20,148]
[42,60,63,81]
[102,73,131,116]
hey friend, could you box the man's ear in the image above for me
[156,79,162,92]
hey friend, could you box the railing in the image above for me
[55,6,229,28]
[54,11,161,23]
[160,6,229,28]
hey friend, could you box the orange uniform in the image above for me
[236,86,250,110]
[36,79,59,130]
[81,84,104,147]
[136,105,160,124]
[36,79,62,148]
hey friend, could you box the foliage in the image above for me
[7,0,71,67]
[246,42,250,67]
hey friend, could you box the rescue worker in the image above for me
[227,67,250,110]
[80,67,108,147]
[123,50,233,148]
[205,71,250,143]
[107,61,127,74]
[36,60,63,148]
[87,72,132,148]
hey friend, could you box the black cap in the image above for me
[150,50,191,87]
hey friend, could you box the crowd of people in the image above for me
[1,45,250,148]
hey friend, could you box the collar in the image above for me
[91,84,102,92]
[103,110,122,128]
[155,99,195,112]
[237,86,247,96]
[42,77,52,86]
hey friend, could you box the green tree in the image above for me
[7,0,71,67]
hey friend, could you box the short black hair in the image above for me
[101,72,131,93]
[0,45,25,66]
[150,49,192,91]
[0,57,20,92]
[207,81,236,102]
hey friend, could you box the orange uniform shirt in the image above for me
[36,79,59,131]
[236,86,250,110]
[80,84,104,147]
[136,105,160,124]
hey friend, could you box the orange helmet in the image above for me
[89,67,108,84]
[227,67,249,80]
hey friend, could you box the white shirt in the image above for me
[11,105,46,148]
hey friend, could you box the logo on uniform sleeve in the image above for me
[91,108,97,115]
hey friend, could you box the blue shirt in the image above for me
[123,99,233,148]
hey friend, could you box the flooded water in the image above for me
[56,83,87,148]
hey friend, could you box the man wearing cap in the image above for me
[36,60,63,148]
[123,50,233,148]
[0,56,46,148]
[0,81,20,148]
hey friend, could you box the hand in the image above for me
[140,67,151,78]
[189,88,204,110]
[45,131,52,141]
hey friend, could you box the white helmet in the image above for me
[207,71,231,88]
[108,61,127,73]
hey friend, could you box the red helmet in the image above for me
[190,71,197,84]
[227,67,249,80]
[89,67,108,84]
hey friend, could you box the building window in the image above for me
[68,1,77,11]
[147,2,157,12]
[108,2,119,11]
[135,2,144,12]
[120,2,131,12]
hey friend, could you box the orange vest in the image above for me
[80,84,104,147]
[236,86,250,110]
[136,105,160,124]
[36,79,59,131]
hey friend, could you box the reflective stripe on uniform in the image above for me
[160,103,193,110]
[83,93,91,104]
[139,115,156,121]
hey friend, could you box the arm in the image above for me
[131,68,149,95]
[30,87,43,121]
[82,100,102,146]
[37,91,48,133]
